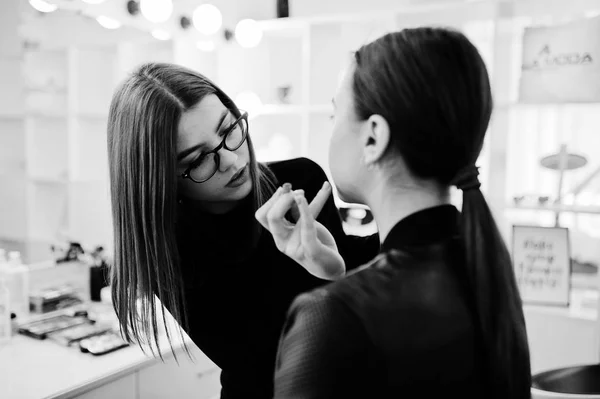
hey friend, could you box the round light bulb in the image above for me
[96,16,121,30]
[140,0,173,23]
[29,0,58,13]
[196,40,216,52]
[192,4,222,35]
[235,19,263,48]
[81,0,106,4]
[348,208,367,220]
[151,29,171,41]
[235,91,263,118]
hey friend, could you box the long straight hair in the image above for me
[353,28,531,398]
[107,63,276,356]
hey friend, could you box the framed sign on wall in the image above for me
[520,16,600,103]
[512,225,571,306]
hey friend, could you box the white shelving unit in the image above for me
[17,45,115,248]
[0,8,213,251]
[0,0,28,243]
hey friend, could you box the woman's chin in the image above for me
[229,178,253,200]
[336,185,359,205]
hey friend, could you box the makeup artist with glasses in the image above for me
[106,63,379,399]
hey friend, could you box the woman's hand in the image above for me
[255,182,345,280]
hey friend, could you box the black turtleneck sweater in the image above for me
[274,205,487,399]
[175,157,379,399]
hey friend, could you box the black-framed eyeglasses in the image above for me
[180,112,249,183]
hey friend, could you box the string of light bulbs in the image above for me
[28,0,264,49]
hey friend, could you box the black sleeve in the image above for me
[274,290,367,399]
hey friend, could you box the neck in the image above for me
[365,178,450,244]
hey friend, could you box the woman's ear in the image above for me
[362,114,391,167]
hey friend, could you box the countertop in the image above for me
[0,334,165,399]
[0,303,216,399]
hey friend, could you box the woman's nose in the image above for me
[218,148,238,172]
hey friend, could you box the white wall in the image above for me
[526,307,600,373]
[290,0,411,17]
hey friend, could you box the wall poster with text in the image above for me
[520,16,600,103]
[512,225,571,306]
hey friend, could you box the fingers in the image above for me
[295,192,318,249]
[266,186,302,236]
[289,198,300,223]
[308,181,332,219]
[255,184,286,229]
[255,180,331,234]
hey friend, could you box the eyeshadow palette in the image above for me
[47,323,112,346]
[18,315,90,340]
[79,331,129,356]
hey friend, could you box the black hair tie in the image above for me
[451,165,481,191]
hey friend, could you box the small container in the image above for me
[11,312,18,335]
[0,277,10,343]
[277,0,289,18]
[4,252,30,320]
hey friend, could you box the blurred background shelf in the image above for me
[3,0,598,253]
[259,103,331,115]
[508,204,600,215]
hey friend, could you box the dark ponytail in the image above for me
[353,28,531,398]
[461,187,531,397]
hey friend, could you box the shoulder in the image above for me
[321,255,389,306]
[283,287,366,347]
[288,257,388,323]
[287,286,357,328]
[275,282,369,396]
[335,249,470,317]
[266,157,327,185]
[310,252,434,318]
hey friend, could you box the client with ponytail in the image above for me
[258,26,532,399]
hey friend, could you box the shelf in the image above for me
[259,104,304,115]
[25,86,68,95]
[29,177,106,185]
[70,178,107,184]
[0,114,25,120]
[0,172,26,179]
[308,104,333,114]
[524,302,597,321]
[507,203,600,215]
[24,112,108,119]
[496,102,600,109]
[259,104,331,116]
[524,288,599,322]
[27,112,68,119]
[76,112,109,119]
[29,177,69,184]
